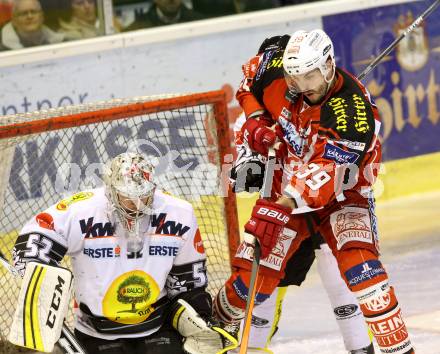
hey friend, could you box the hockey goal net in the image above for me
[0,90,240,338]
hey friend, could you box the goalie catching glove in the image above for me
[172,299,238,354]
[245,199,292,259]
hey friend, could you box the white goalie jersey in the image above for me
[12,187,208,340]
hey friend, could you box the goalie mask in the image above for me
[282,29,335,100]
[104,152,155,252]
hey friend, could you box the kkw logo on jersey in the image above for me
[80,217,115,238]
[151,213,190,236]
[323,143,360,164]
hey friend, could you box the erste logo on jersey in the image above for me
[56,192,94,211]
[83,246,121,259]
[151,213,190,236]
[148,245,179,257]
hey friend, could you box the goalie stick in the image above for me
[0,252,86,354]
[238,2,440,352]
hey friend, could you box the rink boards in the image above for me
[0,0,439,207]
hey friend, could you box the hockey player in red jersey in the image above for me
[231,112,374,354]
[215,30,414,354]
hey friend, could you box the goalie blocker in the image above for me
[8,262,73,353]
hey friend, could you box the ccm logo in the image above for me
[46,276,65,328]
[257,208,289,223]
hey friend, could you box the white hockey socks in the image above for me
[244,286,287,353]
[316,243,372,351]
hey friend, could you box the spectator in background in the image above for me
[0,0,64,50]
[58,0,98,40]
[191,0,235,17]
[280,0,320,4]
[236,0,280,12]
[127,0,204,30]
[192,0,280,18]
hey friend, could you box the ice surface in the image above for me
[268,193,440,354]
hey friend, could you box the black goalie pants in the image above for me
[74,324,184,354]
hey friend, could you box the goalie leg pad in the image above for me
[8,262,73,353]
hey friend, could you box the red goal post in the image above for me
[0,90,240,334]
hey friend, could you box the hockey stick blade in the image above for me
[0,251,86,354]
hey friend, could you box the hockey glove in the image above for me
[244,199,291,259]
[229,143,266,193]
[172,299,238,354]
[241,116,276,156]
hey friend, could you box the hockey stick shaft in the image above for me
[0,251,86,354]
[357,0,440,81]
[238,242,260,354]
[239,147,277,353]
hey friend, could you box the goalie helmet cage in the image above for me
[0,90,240,336]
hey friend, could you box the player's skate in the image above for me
[222,320,241,350]
[350,343,375,354]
